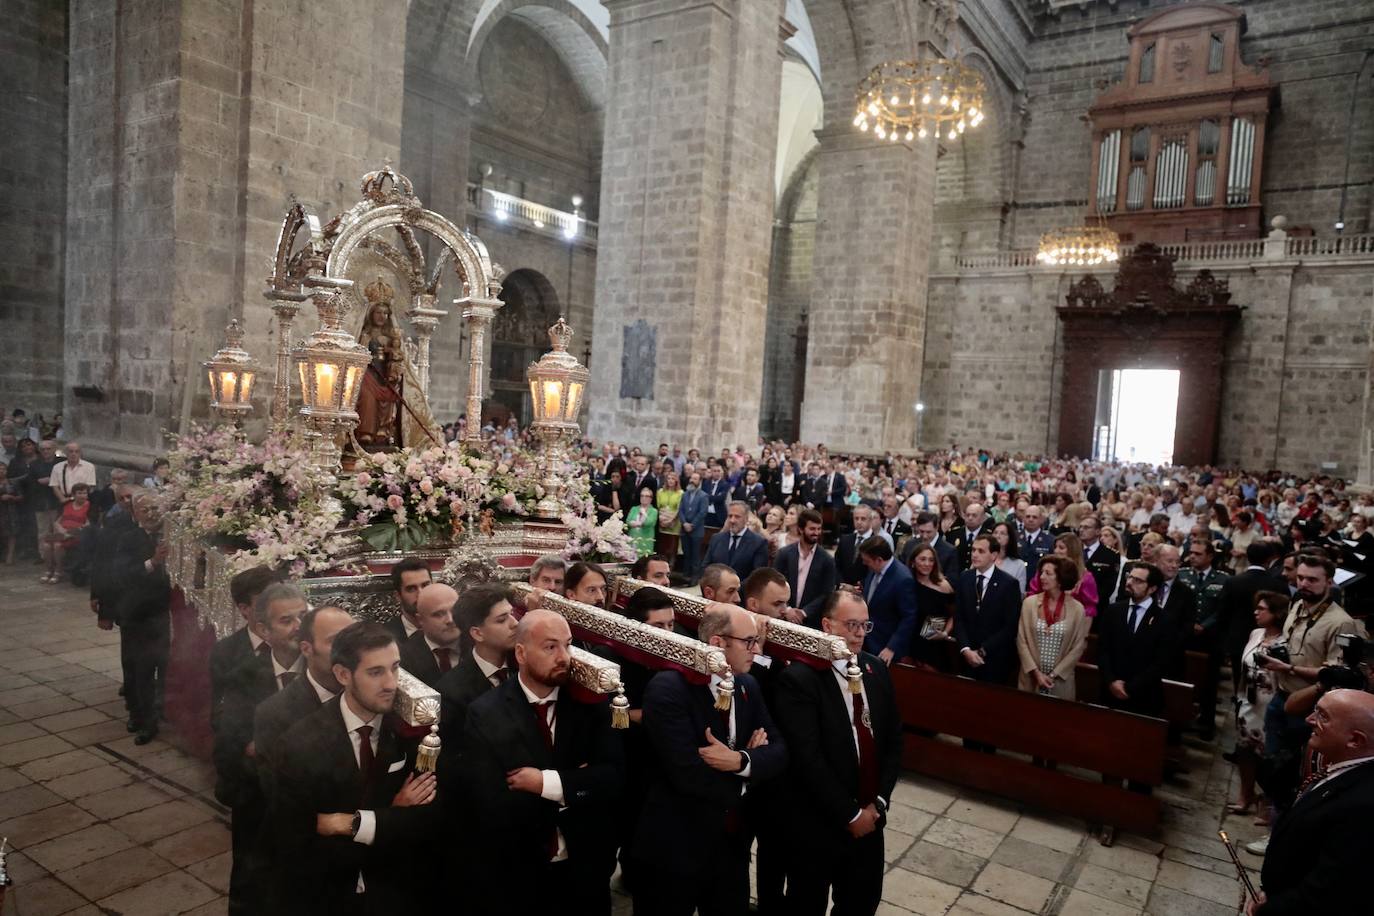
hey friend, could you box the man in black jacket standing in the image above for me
[773,508,837,624]
[774,589,903,916]
[434,583,517,753]
[453,609,623,915]
[953,535,1022,685]
[630,604,788,916]
[115,491,172,744]
[1097,561,1175,718]
[209,565,282,733]
[1250,688,1374,915]
[397,582,461,687]
[271,622,439,914]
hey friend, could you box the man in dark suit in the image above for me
[1078,514,1121,606]
[1250,688,1374,915]
[254,605,354,797]
[1018,505,1055,569]
[680,471,710,580]
[620,454,658,512]
[702,464,732,542]
[958,502,995,570]
[1220,540,1286,692]
[835,505,889,586]
[858,537,917,665]
[704,500,770,580]
[209,566,281,734]
[382,557,430,645]
[878,494,912,544]
[271,622,439,914]
[110,493,172,745]
[215,582,306,916]
[397,583,461,688]
[952,534,1021,684]
[454,609,624,915]
[1096,561,1175,717]
[799,461,823,509]
[1152,544,1196,671]
[631,604,788,916]
[434,583,516,753]
[773,508,838,624]
[819,461,849,512]
[774,590,903,916]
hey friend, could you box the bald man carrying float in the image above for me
[452,609,624,916]
[1248,688,1374,915]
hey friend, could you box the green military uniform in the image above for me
[1179,566,1231,638]
[1179,565,1231,738]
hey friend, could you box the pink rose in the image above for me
[355,472,371,487]
[501,493,517,510]
[456,466,473,479]
[386,494,404,510]
[419,478,434,495]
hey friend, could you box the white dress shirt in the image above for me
[50,459,96,502]
[829,660,888,819]
[340,698,383,890]
[472,648,509,688]
[517,674,568,861]
[305,669,336,704]
[707,674,753,779]
[269,652,304,690]
[423,635,459,671]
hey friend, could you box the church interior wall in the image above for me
[0,0,67,419]
[760,153,818,440]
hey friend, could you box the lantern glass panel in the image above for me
[342,365,361,407]
[565,381,584,421]
[316,362,339,408]
[529,380,541,419]
[542,379,563,420]
[239,371,255,404]
[297,362,311,404]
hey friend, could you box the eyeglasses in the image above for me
[841,619,875,635]
[720,634,761,652]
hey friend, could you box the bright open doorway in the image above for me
[1092,369,1180,466]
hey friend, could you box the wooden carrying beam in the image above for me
[890,665,1168,834]
[510,582,730,687]
[610,577,852,671]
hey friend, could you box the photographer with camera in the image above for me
[1246,688,1374,915]
[1245,552,1367,856]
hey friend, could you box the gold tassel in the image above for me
[848,657,863,694]
[611,686,630,730]
[414,724,441,774]
[715,675,734,711]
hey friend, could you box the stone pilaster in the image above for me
[799,126,939,452]
[587,0,786,449]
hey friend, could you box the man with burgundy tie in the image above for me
[214,582,306,916]
[773,589,902,916]
[271,622,440,914]
[398,583,461,687]
[209,565,281,734]
[434,583,518,752]
[453,609,624,915]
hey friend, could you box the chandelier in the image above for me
[1036,224,1122,267]
[853,57,987,143]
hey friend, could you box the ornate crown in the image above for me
[363,276,395,305]
[547,316,573,352]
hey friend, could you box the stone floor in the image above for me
[0,562,1265,915]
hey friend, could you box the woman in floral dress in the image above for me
[1230,591,1289,816]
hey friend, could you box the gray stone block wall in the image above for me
[0,0,67,419]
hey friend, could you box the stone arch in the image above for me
[465,0,607,115]
[490,267,562,425]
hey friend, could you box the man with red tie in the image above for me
[773,590,903,916]
[398,583,461,687]
[434,583,519,752]
[453,609,624,915]
[272,622,440,913]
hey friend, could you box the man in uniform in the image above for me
[1178,538,1230,739]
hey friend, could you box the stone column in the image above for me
[799,126,939,452]
[64,0,406,465]
[587,0,786,449]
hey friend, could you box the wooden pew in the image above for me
[1075,664,1197,734]
[890,664,1169,835]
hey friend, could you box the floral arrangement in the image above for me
[339,446,475,551]
[560,511,638,564]
[162,424,351,576]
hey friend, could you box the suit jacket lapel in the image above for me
[505,682,554,768]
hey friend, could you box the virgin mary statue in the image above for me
[352,276,442,451]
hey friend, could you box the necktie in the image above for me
[976,573,986,607]
[492,667,510,687]
[1130,604,1142,633]
[867,570,882,602]
[533,700,556,750]
[278,671,296,689]
[852,690,879,806]
[434,648,452,673]
[256,641,271,660]
[356,724,375,775]
[730,534,740,555]
[718,705,734,749]
[1158,582,1169,607]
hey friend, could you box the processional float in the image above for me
[172,164,859,757]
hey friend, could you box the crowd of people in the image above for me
[9,402,1374,914]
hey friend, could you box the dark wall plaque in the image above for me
[620,320,656,400]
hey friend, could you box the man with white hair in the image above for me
[50,440,96,505]
[1249,689,1374,914]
